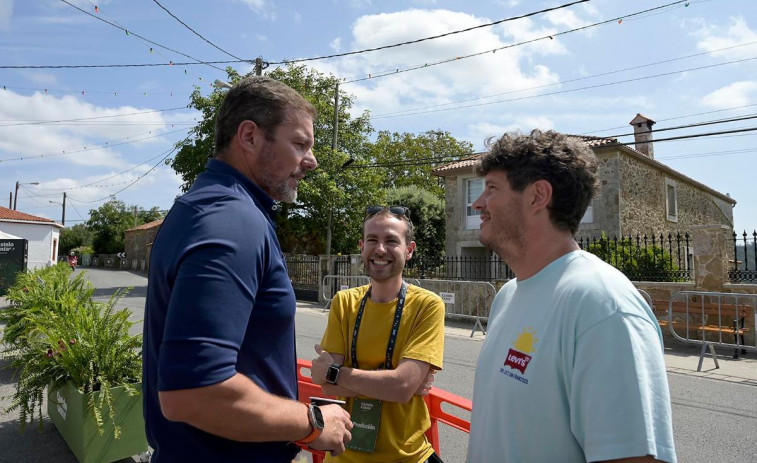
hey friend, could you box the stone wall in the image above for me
[443,172,482,256]
[577,151,620,237]
[617,155,733,237]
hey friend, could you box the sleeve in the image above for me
[569,312,677,463]
[157,203,267,391]
[401,291,445,371]
[320,290,350,359]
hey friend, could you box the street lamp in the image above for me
[213,79,232,89]
[13,181,40,210]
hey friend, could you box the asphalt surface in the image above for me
[1,268,756,463]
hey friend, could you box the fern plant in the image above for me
[2,265,142,438]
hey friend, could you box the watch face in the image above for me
[326,364,340,383]
[312,404,325,429]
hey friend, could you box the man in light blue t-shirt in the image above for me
[467,129,676,463]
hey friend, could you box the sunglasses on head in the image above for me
[365,205,411,219]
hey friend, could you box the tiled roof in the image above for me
[433,135,618,174]
[126,218,164,232]
[0,206,58,224]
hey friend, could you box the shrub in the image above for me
[585,234,685,282]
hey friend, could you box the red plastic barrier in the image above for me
[296,359,472,461]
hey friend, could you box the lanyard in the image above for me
[351,282,408,370]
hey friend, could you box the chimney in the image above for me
[629,113,655,158]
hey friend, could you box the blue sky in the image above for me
[1,0,755,236]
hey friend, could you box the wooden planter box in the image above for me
[47,382,148,463]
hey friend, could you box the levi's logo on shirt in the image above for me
[500,328,538,383]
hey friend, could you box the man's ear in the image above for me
[530,179,553,212]
[237,120,259,153]
[358,239,364,252]
[406,241,416,259]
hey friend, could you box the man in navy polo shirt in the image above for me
[143,76,352,462]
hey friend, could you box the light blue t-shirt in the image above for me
[468,250,676,463]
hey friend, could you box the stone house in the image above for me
[123,219,163,271]
[433,114,736,263]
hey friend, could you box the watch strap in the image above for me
[295,404,322,445]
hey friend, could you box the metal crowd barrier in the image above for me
[320,276,494,337]
[295,359,472,463]
[665,291,756,371]
[414,279,495,337]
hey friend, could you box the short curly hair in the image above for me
[476,129,598,234]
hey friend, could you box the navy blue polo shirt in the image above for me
[142,159,299,462]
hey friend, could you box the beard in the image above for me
[363,255,405,283]
[480,204,525,263]
[257,148,301,203]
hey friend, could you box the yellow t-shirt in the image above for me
[321,284,445,463]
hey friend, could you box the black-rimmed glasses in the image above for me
[365,205,411,219]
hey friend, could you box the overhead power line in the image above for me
[341,0,692,84]
[60,0,226,72]
[151,0,252,63]
[267,0,591,65]
[369,55,757,120]
[371,40,757,119]
[0,106,190,127]
[349,126,757,169]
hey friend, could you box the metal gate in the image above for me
[286,255,320,302]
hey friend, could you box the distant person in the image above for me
[67,252,77,271]
[142,76,352,462]
[467,130,676,462]
[312,206,445,463]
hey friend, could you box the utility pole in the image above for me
[133,205,138,227]
[254,57,263,76]
[13,181,19,210]
[61,192,66,226]
[325,82,340,260]
[8,192,11,209]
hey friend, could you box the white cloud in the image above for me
[701,81,757,108]
[691,16,757,59]
[468,116,554,144]
[231,0,276,21]
[0,90,174,168]
[0,0,12,33]
[313,9,561,118]
[330,37,342,52]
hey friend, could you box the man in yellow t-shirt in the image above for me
[311,206,445,463]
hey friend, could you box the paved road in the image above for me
[2,268,756,463]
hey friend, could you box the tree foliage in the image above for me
[87,200,164,254]
[585,234,684,282]
[168,64,472,255]
[59,223,94,255]
[385,186,446,270]
[370,130,473,198]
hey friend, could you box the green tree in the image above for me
[369,130,474,198]
[585,234,684,282]
[168,64,472,255]
[87,201,165,254]
[59,223,94,255]
[385,187,446,273]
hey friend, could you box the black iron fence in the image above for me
[405,254,513,281]
[577,233,692,282]
[405,232,693,283]
[285,255,320,302]
[729,230,757,283]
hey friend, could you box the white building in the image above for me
[0,206,63,270]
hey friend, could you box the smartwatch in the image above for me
[295,403,324,445]
[325,363,341,385]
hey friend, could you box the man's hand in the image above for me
[312,344,336,386]
[308,403,353,456]
[415,370,436,396]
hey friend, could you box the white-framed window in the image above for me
[580,201,594,224]
[465,178,483,229]
[665,178,678,222]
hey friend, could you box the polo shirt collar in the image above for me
[205,158,282,218]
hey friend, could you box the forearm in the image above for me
[337,366,418,403]
[321,383,359,398]
[159,373,311,442]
